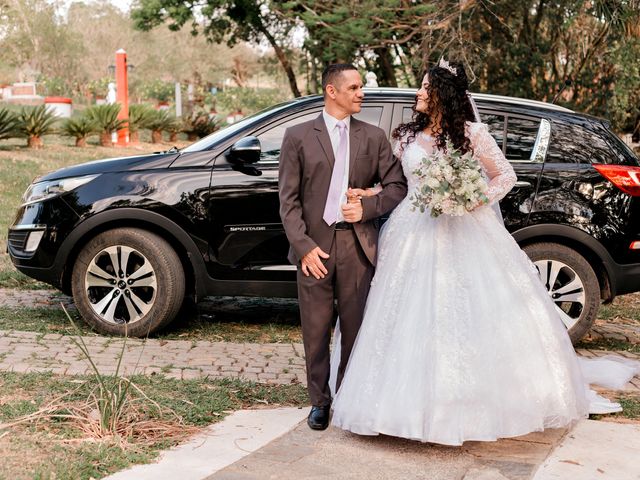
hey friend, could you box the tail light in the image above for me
[593,164,640,196]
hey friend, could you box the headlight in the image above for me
[22,174,101,206]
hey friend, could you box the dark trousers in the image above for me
[297,229,374,406]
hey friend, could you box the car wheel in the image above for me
[523,242,600,344]
[71,228,185,337]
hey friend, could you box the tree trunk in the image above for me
[27,135,43,149]
[374,47,398,87]
[169,132,178,142]
[130,130,140,144]
[100,132,113,147]
[257,24,301,97]
[75,137,87,148]
[187,133,198,141]
[151,130,163,143]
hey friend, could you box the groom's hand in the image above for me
[301,247,330,279]
[341,199,363,223]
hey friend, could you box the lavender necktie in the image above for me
[323,121,348,226]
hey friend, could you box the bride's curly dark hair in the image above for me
[392,61,476,154]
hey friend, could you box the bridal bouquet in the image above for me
[411,140,489,218]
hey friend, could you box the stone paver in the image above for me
[0,289,639,393]
[0,329,306,384]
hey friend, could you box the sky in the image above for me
[59,0,133,14]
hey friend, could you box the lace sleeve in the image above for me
[469,122,517,204]
[392,138,404,159]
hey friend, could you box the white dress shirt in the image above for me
[322,109,351,223]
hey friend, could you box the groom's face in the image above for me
[327,70,364,116]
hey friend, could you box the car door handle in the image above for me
[514,181,532,188]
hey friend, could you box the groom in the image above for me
[279,64,407,430]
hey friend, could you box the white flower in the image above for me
[411,142,488,218]
[426,177,441,189]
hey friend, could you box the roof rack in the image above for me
[362,88,574,113]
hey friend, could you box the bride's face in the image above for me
[415,74,430,113]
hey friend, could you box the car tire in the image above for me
[71,228,185,337]
[523,242,600,344]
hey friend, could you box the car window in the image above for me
[546,122,612,164]
[257,106,384,164]
[353,106,383,127]
[402,106,414,124]
[506,117,540,161]
[257,112,320,164]
[480,113,506,153]
[181,99,300,153]
[399,109,509,154]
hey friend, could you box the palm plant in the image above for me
[166,119,183,143]
[146,109,180,143]
[61,116,98,147]
[0,107,18,141]
[127,104,155,143]
[15,105,58,149]
[86,104,127,147]
[182,112,221,140]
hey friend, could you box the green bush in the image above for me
[215,88,289,116]
[127,104,155,142]
[182,110,221,140]
[146,109,180,143]
[0,107,18,140]
[15,105,58,149]
[85,104,126,146]
[61,116,97,147]
[137,80,175,103]
[87,77,113,98]
[38,76,69,97]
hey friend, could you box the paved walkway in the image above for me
[206,420,569,480]
[0,330,307,383]
[0,289,638,394]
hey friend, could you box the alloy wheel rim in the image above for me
[84,245,157,325]
[533,259,586,331]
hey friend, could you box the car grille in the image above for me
[8,230,29,251]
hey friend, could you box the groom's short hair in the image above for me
[322,64,358,96]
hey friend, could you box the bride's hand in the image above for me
[347,185,382,203]
[467,197,490,212]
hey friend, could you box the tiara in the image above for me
[438,58,457,76]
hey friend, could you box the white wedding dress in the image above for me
[330,122,640,445]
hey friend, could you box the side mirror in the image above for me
[228,136,261,166]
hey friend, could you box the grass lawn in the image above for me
[0,295,304,343]
[595,292,640,324]
[0,135,188,289]
[0,371,308,480]
[590,393,640,422]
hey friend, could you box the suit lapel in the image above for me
[348,118,362,182]
[313,115,335,169]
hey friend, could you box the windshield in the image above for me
[181,99,301,153]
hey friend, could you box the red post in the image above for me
[115,49,129,146]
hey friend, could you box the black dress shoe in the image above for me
[307,405,331,430]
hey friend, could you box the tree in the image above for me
[455,0,640,128]
[132,0,302,97]
[278,1,475,89]
[0,0,85,88]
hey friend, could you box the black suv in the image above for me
[8,89,640,341]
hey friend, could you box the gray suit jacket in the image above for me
[278,114,407,266]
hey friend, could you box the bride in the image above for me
[330,60,639,445]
